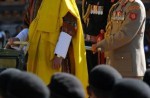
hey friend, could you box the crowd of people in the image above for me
[0,64,150,98]
[0,0,149,98]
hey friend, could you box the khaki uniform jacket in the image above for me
[97,0,146,76]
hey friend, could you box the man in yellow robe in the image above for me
[27,0,88,93]
[5,0,88,95]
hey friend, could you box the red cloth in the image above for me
[97,31,105,64]
[23,0,42,28]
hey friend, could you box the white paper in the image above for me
[54,31,72,58]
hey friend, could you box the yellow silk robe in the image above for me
[27,0,88,94]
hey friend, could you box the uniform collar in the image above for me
[119,0,129,8]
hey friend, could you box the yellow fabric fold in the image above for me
[27,0,88,97]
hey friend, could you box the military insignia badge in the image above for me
[111,11,116,20]
[98,6,103,15]
[129,13,137,20]
[115,10,124,20]
[117,10,122,17]
[93,5,98,14]
[91,5,94,14]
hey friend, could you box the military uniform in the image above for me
[82,0,116,74]
[95,0,146,77]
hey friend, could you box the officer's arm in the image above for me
[97,2,146,51]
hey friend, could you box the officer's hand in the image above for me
[52,55,63,70]
[5,37,20,49]
[92,44,97,54]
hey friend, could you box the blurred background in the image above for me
[0,0,27,48]
[0,0,150,67]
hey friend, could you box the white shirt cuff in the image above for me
[16,28,29,41]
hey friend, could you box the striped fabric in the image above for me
[23,0,42,28]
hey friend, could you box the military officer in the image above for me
[82,0,117,74]
[92,0,146,79]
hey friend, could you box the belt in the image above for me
[85,34,97,43]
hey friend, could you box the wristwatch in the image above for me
[56,54,62,58]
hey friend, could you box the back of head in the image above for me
[89,64,122,97]
[143,69,150,86]
[0,68,50,98]
[112,78,150,98]
[0,68,21,97]
[48,72,85,98]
